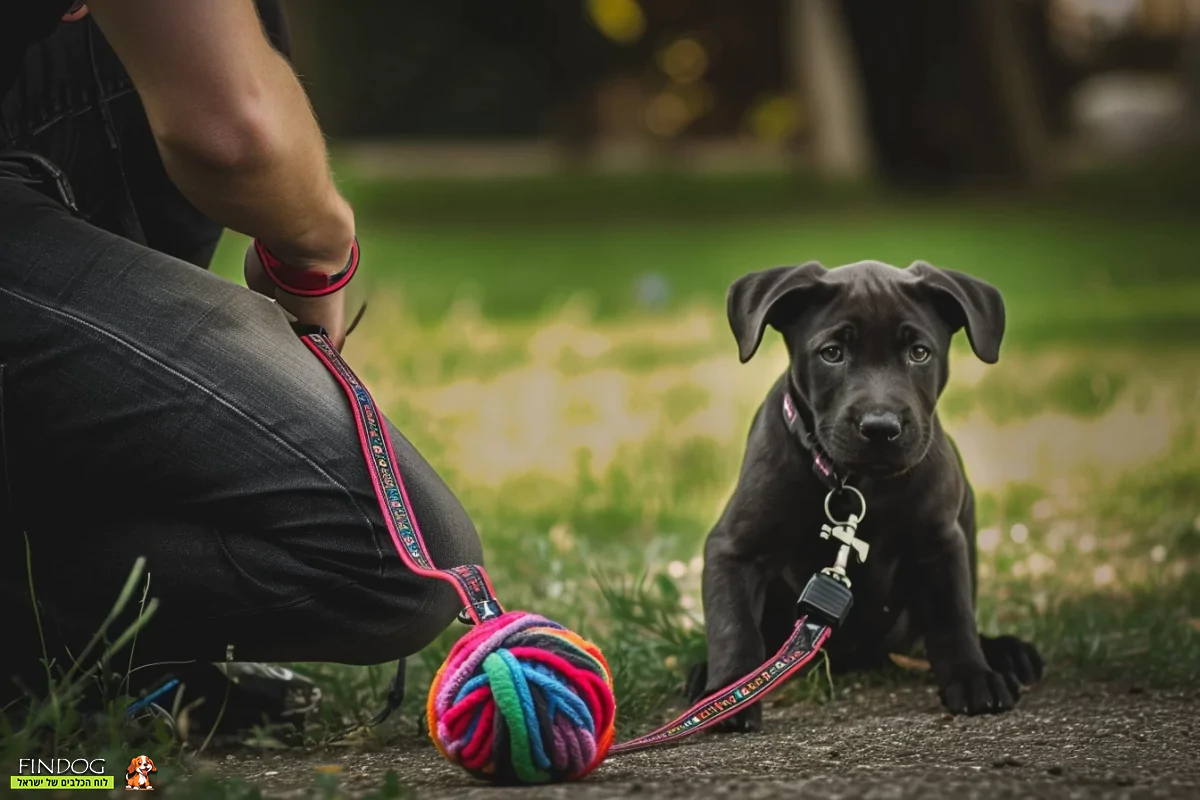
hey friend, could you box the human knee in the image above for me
[383,517,484,658]
[339,505,484,664]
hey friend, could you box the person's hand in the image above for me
[62,3,89,22]
[244,243,350,350]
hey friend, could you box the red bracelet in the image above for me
[253,237,359,298]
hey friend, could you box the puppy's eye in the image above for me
[909,344,931,363]
[819,345,843,364]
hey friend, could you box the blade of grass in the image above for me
[59,556,152,686]
[122,572,153,698]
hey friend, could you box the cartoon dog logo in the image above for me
[124,755,156,790]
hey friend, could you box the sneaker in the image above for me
[125,662,320,739]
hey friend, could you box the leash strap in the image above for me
[609,553,858,753]
[303,330,858,753]
[608,617,831,754]
[300,331,503,625]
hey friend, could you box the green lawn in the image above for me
[9,170,1200,796]
[212,171,1200,344]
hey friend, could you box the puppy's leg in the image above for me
[688,577,796,710]
[696,531,772,732]
[759,576,799,657]
[917,526,1021,715]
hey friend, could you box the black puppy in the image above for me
[692,260,1043,732]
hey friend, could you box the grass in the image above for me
[5,168,1200,797]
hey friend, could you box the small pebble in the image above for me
[991,755,1022,768]
[827,749,841,759]
[1047,765,1064,776]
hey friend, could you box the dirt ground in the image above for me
[207,682,1199,799]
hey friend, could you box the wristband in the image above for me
[253,237,359,298]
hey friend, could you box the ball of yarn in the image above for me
[427,611,616,784]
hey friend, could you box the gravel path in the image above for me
[207,682,1199,799]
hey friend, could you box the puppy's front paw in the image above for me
[713,703,762,733]
[938,666,1021,716]
[980,634,1044,686]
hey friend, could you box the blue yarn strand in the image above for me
[524,666,594,731]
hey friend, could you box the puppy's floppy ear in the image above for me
[907,261,1005,364]
[126,759,139,776]
[727,262,828,363]
[147,759,156,773]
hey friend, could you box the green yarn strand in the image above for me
[483,651,548,784]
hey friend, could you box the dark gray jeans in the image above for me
[0,14,482,692]
[0,163,482,682]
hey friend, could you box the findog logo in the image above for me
[124,755,156,791]
[11,757,112,791]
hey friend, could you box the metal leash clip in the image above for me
[819,485,869,585]
[797,486,868,628]
[457,599,503,625]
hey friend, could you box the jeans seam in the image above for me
[0,284,378,536]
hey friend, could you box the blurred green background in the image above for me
[201,0,1200,735]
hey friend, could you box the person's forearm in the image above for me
[154,53,354,271]
[86,0,354,271]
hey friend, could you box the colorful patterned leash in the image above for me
[299,329,505,628]
[302,328,868,755]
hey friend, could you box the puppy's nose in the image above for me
[858,411,902,442]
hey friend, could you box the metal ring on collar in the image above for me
[824,485,866,525]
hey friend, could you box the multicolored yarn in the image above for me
[427,610,616,785]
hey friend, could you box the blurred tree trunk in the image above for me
[786,0,873,180]
[280,1,346,134]
[837,0,1054,187]
[977,0,1054,185]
